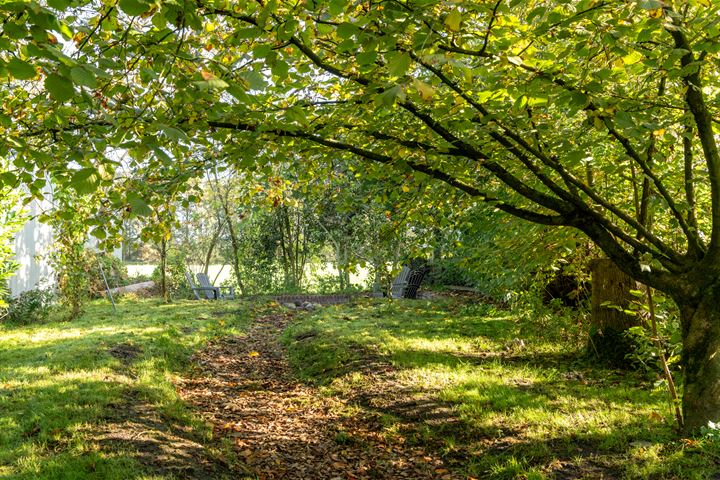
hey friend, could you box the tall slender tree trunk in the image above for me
[211,172,245,294]
[203,219,225,275]
[159,239,168,302]
[216,192,245,295]
[678,284,720,432]
[223,208,245,295]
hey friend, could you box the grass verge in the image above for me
[283,297,720,479]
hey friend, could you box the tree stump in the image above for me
[589,258,640,367]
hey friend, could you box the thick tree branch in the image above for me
[410,50,682,262]
[207,120,568,225]
[666,18,720,257]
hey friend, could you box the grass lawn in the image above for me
[0,298,250,479]
[283,298,720,479]
[2,295,720,479]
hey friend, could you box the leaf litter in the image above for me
[176,312,464,479]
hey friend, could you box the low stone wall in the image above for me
[272,294,356,305]
[108,281,156,296]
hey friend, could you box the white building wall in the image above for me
[9,199,54,296]
[8,199,122,297]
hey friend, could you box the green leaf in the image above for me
[356,51,377,66]
[194,78,229,90]
[0,171,18,187]
[271,60,289,79]
[444,9,462,32]
[45,73,74,102]
[47,0,71,9]
[70,167,100,194]
[70,66,97,88]
[336,23,358,39]
[7,58,36,80]
[374,84,405,107]
[126,192,153,217]
[387,52,411,77]
[119,0,150,16]
[328,0,345,15]
[158,124,189,142]
[240,71,267,91]
[614,111,634,129]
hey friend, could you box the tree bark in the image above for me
[159,239,168,303]
[202,219,225,275]
[679,284,720,432]
[218,195,245,295]
[589,258,640,366]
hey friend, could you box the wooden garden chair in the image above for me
[185,271,219,300]
[196,272,235,300]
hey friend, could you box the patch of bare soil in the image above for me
[176,312,464,480]
[108,342,142,364]
[92,390,238,479]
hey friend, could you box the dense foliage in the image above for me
[3,287,54,325]
[0,184,24,314]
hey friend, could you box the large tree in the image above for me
[5,0,720,431]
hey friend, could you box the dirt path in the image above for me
[176,312,464,480]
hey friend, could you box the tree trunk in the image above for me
[219,200,245,295]
[159,239,168,303]
[589,258,640,366]
[203,219,224,275]
[679,284,720,432]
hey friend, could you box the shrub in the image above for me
[3,288,55,325]
[86,251,129,297]
[152,248,191,298]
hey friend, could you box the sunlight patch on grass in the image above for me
[0,297,251,479]
[284,298,720,479]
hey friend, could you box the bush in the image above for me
[86,251,129,297]
[152,248,191,298]
[3,288,55,325]
[426,258,477,288]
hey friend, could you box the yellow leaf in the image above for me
[648,8,663,18]
[622,51,643,66]
[248,351,260,357]
[414,79,435,101]
[444,9,462,32]
[648,411,663,421]
[653,128,665,137]
[507,55,523,66]
[401,185,409,192]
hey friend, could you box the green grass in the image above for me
[283,298,720,479]
[0,298,250,479]
[4,295,720,479]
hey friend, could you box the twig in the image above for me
[647,287,683,429]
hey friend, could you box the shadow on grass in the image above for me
[91,389,238,480]
[284,304,708,478]
[0,300,250,479]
